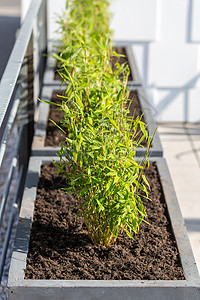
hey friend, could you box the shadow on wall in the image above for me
[153,73,200,123]
[0,15,20,79]
[159,125,200,136]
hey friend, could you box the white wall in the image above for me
[21,0,66,40]
[110,0,200,122]
[22,0,200,122]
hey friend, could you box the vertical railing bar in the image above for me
[0,126,24,227]
[0,204,18,283]
[35,0,48,100]
[0,166,24,283]
[0,158,17,227]
[0,85,22,168]
[0,0,48,291]
[43,0,48,55]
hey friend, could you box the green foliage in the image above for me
[49,0,153,247]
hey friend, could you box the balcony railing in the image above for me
[0,0,47,283]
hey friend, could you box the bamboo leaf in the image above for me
[107,116,123,135]
[124,229,134,240]
[50,119,66,134]
[39,98,62,107]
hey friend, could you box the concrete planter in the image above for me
[52,46,141,86]
[7,157,200,300]
[32,55,62,156]
[32,67,163,157]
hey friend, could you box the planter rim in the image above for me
[125,46,141,86]
[7,279,200,288]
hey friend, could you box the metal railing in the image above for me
[0,0,47,283]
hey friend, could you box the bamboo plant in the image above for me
[46,0,153,247]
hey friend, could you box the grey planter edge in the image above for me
[124,46,163,156]
[7,156,200,300]
[126,46,142,87]
[131,86,163,157]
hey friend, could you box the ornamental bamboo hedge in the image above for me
[42,0,154,247]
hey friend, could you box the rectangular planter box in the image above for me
[52,45,141,86]
[32,78,163,157]
[33,46,162,156]
[7,157,200,300]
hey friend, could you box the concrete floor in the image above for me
[0,0,20,79]
[158,123,200,274]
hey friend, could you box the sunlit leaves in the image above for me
[50,0,153,247]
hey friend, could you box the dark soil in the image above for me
[25,162,185,280]
[44,91,66,147]
[44,90,147,147]
[111,47,133,81]
[55,47,133,81]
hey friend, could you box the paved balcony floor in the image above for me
[0,0,20,79]
[158,123,200,275]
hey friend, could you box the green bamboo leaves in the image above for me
[51,0,153,247]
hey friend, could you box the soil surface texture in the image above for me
[45,90,147,147]
[25,162,184,280]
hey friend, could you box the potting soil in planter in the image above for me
[25,162,185,280]
[44,90,147,147]
[44,91,66,147]
[111,47,133,81]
